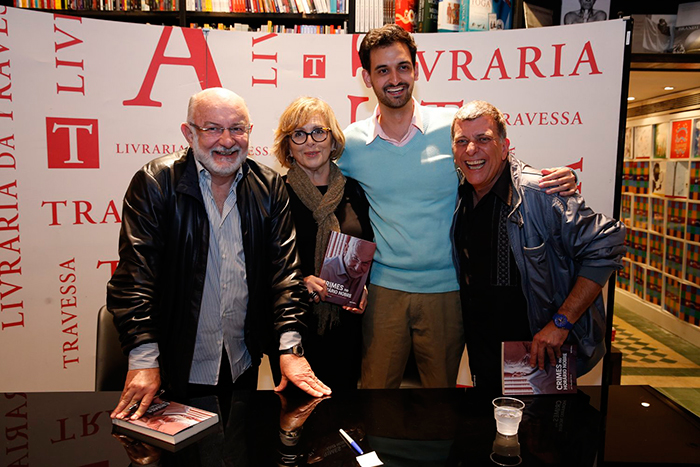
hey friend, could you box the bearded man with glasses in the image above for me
[107,88,331,422]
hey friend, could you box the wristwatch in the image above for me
[280,344,304,357]
[552,313,574,330]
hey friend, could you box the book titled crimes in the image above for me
[319,231,375,308]
[112,399,219,450]
[502,341,577,395]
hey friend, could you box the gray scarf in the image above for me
[287,161,346,333]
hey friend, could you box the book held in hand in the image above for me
[112,399,219,450]
[502,341,577,395]
[319,231,376,308]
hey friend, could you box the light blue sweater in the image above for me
[338,105,460,293]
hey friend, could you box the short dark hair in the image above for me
[359,24,418,71]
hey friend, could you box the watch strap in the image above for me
[553,313,574,330]
[280,344,304,357]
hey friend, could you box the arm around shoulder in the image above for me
[556,194,626,273]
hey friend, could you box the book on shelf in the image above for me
[297,0,310,14]
[395,0,415,31]
[671,120,692,159]
[359,0,376,32]
[383,0,394,25]
[523,2,553,28]
[416,0,438,32]
[437,0,459,32]
[459,0,491,32]
[491,0,511,29]
[651,160,666,195]
[664,161,689,198]
[112,399,220,451]
[318,231,375,308]
[502,341,577,395]
[355,0,375,32]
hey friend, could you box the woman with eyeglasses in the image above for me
[271,96,373,390]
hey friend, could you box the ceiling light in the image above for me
[628,97,635,101]
[641,402,650,408]
[664,86,675,91]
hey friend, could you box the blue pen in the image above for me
[339,428,364,455]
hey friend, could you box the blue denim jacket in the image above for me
[453,156,626,375]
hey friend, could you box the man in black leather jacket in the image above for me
[108,88,331,420]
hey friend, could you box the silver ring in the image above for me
[309,291,319,300]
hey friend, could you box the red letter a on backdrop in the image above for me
[123,27,222,107]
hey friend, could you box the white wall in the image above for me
[0,8,628,391]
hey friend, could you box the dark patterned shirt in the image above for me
[456,163,531,390]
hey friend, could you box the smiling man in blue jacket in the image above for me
[451,100,625,391]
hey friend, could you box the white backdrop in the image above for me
[0,7,627,391]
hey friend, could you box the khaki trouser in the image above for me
[361,285,464,389]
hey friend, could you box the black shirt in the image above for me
[455,164,531,390]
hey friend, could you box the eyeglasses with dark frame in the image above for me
[188,123,252,138]
[289,127,331,145]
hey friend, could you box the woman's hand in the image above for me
[342,286,368,314]
[303,275,327,303]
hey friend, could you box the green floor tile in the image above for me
[614,302,700,417]
[615,303,700,366]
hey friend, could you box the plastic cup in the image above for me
[492,397,525,436]
[491,431,522,465]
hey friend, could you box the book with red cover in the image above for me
[395,0,415,31]
[112,399,219,450]
[671,119,692,159]
[319,231,375,308]
[502,341,577,395]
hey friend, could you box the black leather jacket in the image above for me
[107,149,307,397]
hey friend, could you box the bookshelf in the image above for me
[11,0,700,48]
[618,108,700,329]
[9,0,353,31]
[187,12,350,31]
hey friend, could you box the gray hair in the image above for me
[451,100,508,141]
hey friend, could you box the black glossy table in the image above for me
[1,386,698,466]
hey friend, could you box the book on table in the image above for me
[502,341,577,395]
[112,398,219,450]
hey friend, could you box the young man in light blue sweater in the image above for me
[337,25,576,389]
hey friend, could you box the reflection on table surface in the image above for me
[1,385,698,466]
